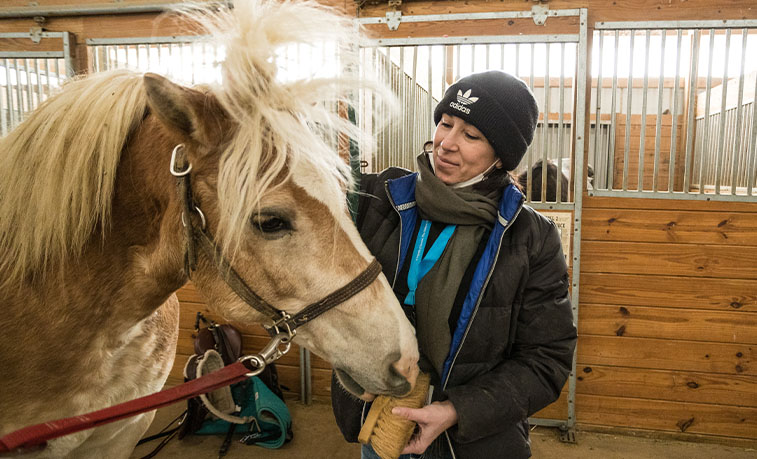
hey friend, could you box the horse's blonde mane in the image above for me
[0,70,146,287]
[181,0,387,253]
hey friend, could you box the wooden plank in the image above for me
[580,273,757,312]
[576,335,755,375]
[531,391,569,421]
[575,393,757,439]
[576,365,757,407]
[583,195,757,213]
[581,241,757,279]
[364,16,579,40]
[582,208,757,246]
[579,303,757,344]
[359,0,757,23]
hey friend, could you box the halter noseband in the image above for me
[169,143,382,340]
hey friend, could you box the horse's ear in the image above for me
[143,73,220,147]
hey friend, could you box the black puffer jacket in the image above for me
[332,168,577,458]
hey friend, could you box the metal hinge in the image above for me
[531,4,549,26]
[385,0,402,30]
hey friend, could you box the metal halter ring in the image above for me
[169,144,192,177]
[270,312,296,339]
[181,206,207,231]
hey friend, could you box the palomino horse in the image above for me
[0,1,418,457]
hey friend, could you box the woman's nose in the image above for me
[440,132,459,151]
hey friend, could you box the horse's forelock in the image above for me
[186,0,366,256]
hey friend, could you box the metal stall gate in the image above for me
[590,20,757,201]
[357,8,588,434]
[0,31,73,135]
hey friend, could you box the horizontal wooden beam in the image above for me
[580,272,757,312]
[576,364,757,407]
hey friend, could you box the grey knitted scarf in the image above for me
[412,153,501,378]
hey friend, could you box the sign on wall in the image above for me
[538,210,572,264]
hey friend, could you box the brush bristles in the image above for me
[359,373,431,459]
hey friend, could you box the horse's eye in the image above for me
[252,216,291,234]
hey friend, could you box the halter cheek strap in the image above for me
[169,144,382,338]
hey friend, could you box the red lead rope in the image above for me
[0,361,251,455]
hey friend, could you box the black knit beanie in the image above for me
[433,70,539,171]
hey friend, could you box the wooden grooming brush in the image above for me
[358,373,431,459]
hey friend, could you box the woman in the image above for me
[331,70,577,459]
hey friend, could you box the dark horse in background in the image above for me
[517,159,594,202]
[517,159,569,202]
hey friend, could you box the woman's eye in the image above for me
[254,216,290,233]
[465,132,480,140]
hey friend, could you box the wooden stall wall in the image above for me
[580,196,757,441]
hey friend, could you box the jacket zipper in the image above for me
[384,180,404,288]
[442,202,524,459]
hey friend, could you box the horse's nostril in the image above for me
[391,354,419,390]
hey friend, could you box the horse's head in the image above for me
[142,66,417,399]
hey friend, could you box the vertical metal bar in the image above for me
[608,30,620,190]
[398,47,405,168]
[14,59,23,122]
[592,32,604,191]
[35,58,43,106]
[698,29,716,194]
[191,42,197,85]
[684,30,701,193]
[385,47,391,171]
[730,30,747,194]
[428,46,434,140]
[411,46,418,162]
[623,31,635,191]
[669,30,683,193]
[93,45,100,72]
[527,43,535,200]
[105,45,111,71]
[714,29,731,194]
[24,58,33,113]
[638,30,651,191]
[568,7,589,430]
[747,75,757,195]
[653,31,666,192]
[558,42,566,202]
[3,59,12,133]
[62,32,74,78]
[541,43,551,201]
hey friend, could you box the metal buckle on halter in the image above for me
[169,143,192,177]
[270,312,296,339]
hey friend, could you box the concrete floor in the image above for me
[130,400,757,459]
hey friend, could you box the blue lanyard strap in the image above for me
[404,220,456,306]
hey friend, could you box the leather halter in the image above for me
[170,144,382,338]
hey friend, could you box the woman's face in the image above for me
[432,114,499,185]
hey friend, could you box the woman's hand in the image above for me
[391,400,458,455]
